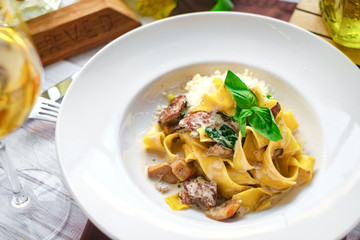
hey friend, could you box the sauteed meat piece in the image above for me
[179,176,217,209]
[205,199,242,221]
[179,111,211,138]
[158,95,187,126]
[148,162,178,184]
[271,148,284,159]
[204,143,234,158]
[171,156,196,182]
[270,102,281,119]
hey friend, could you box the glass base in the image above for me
[18,0,62,20]
[0,169,70,240]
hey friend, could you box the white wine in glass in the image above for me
[0,0,70,239]
[0,27,40,137]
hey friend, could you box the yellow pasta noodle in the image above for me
[283,110,299,131]
[232,188,274,212]
[144,70,315,221]
[144,125,166,151]
[181,132,252,199]
[233,134,254,171]
[190,78,236,116]
[165,193,191,210]
[163,133,181,163]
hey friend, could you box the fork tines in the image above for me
[28,97,60,122]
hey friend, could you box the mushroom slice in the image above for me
[205,199,242,221]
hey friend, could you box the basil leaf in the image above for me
[225,70,258,109]
[205,124,238,150]
[235,105,242,119]
[178,107,187,120]
[216,111,235,122]
[231,90,258,109]
[235,108,253,137]
[224,70,248,91]
[248,106,283,141]
[224,70,281,142]
[210,0,234,11]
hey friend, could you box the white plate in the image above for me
[56,12,360,239]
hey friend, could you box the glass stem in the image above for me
[0,140,30,207]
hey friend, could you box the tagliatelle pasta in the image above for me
[144,70,315,221]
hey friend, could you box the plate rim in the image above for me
[56,11,360,239]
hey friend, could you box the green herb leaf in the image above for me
[210,0,234,11]
[231,90,258,109]
[224,70,248,91]
[205,124,238,150]
[224,70,282,142]
[235,108,253,137]
[224,70,258,109]
[179,108,187,120]
[247,106,283,141]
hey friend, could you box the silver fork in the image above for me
[28,97,60,123]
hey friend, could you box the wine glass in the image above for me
[0,0,70,239]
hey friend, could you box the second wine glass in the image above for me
[17,0,61,20]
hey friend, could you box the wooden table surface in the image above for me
[2,0,359,239]
[289,0,360,67]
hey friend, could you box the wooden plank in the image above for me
[26,0,141,66]
[290,10,329,36]
[296,0,321,14]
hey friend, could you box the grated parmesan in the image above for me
[185,70,269,110]
[185,73,218,108]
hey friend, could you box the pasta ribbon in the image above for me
[144,71,316,221]
[246,126,269,149]
[144,126,166,151]
[226,166,257,185]
[184,152,197,162]
[182,143,197,163]
[197,127,215,143]
[283,110,299,131]
[249,85,266,107]
[279,125,301,157]
[265,99,278,109]
[181,132,251,198]
[243,131,265,165]
[233,134,254,171]
[232,188,274,212]
[265,100,283,122]
[253,124,301,191]
[273,156,299,180]
[190,78,236,116]
[163,133,180,163]
[165,193,191,210]
[291,154,315,185]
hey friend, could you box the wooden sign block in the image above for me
[26,0,141,66]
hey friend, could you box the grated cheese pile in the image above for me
[185,70,269,110]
